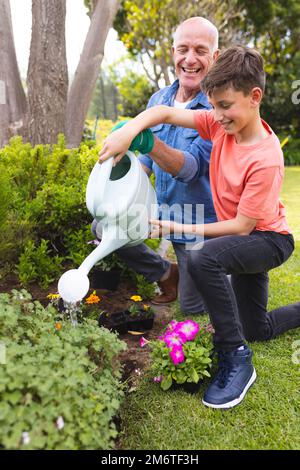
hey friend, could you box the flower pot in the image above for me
[91,268,120,291]
[98,311,128,334]
[126,310,155,332]
[171,380,202,394]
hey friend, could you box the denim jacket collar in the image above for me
[163,79,210,110]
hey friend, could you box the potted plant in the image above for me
[126,295,155,332]
[140,320,214,393]
[90,253,123,291]
[98,310,129,335]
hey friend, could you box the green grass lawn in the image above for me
[119,167,300,450]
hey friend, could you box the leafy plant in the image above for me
[142,320,214,390]
[94,252,129,274]
[0,290,126,450]
[126,295,153,321]
[135,274,156,300]
[17,239,63,289]
[281,137,300,166]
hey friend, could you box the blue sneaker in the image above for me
[202,345,256,409]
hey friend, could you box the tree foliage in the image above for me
[114,0,300,135]
[109,61,156,117]
[113,0,247,88]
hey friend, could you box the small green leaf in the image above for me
[161,376,172,390]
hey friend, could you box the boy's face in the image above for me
[209,86,261,134]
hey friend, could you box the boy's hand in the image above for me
[98,121,154,164]
[149,219,181,238]
[98,126,133,164]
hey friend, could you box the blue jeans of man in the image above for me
[187,231,300,350]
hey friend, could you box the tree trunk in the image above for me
[66,0,120,147]
[27,0,68,145]
[0,0,27,147]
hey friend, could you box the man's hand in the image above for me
[149,219,182,238]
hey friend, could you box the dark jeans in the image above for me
[117,241,206,314]
[187,231,300,350]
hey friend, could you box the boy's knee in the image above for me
[187,249,207,277]
[187,245,215,268]
[244,324,272,343]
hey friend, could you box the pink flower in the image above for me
[153,376,163,383]
[163,331,186,348]
[169,345,185,365]
[205,324,215,333]
[164,319,178,335]
[139,336,149,348]
[175,320,200,341]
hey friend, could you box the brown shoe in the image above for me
[152,263,179,305]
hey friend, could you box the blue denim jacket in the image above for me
[138,80,217,243]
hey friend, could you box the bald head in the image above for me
[173,17,219,53]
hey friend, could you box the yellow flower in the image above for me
[55,322,62,330]
[47,293,60,300]
[130,295,143,302]
[143,304,150,311]
[85,291,101,304]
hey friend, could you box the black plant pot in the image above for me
[126,310,155,332]
[91,269,121,291]
[98,311,128,334]
[170,380,202,394]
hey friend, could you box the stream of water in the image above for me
[63,301,80,327]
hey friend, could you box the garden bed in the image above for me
[0,274,173,389]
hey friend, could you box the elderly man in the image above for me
[97,17,219,314]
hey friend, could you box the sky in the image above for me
[10,0,127,78]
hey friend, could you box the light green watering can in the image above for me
[58,151,158,303]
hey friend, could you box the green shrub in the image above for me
[17,239,63,289]
[0,166,14,264]
[281,137,300,166]
[0,131,163,288]
[0,290,126,450]
[64,226,95,266]
[0,136,99,285]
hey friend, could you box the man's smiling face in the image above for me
[172,23,216,96]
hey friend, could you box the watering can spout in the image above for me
[78,226,127,275]
[57,226,127,303]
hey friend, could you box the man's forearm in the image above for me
[149,137,184,176]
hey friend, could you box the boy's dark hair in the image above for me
[201,45,266,96]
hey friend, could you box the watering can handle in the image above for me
[86,157,114,217]
[97,158,114,205]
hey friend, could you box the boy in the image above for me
[99,46,300,409]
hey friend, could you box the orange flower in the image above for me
[55,322,62,330]
[85,291,101,304]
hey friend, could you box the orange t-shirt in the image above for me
[194,110,291,234]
